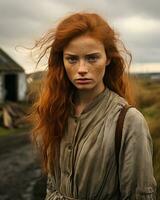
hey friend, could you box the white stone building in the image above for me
[0,48,27,103]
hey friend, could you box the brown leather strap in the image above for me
[115,104,134,199]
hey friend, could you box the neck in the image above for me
[75,85,105,107]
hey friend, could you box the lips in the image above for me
[75,78,92,84]
[77,78,91,81]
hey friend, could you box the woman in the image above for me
[30,12,157,199]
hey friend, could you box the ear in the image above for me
[106,58,111,66]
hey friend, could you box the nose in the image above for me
[78,60,88,76]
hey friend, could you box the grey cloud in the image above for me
[131,47,160,63]
[47,0,159,20]
[118,27,160,63]
[120,0,160,19]
[0,0,71,40]
[0,0,159,71]
[0,18,43,40]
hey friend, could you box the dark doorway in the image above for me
[4,74,17,101]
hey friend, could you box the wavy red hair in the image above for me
[29,12,136,174]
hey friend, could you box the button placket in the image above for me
[70,118,81,195]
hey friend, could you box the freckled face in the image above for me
[63,35,110,92]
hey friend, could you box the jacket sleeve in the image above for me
[119,107,157,199]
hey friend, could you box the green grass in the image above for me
[153,138,160,197]
[136,77,160,198]
[0,127,29,137]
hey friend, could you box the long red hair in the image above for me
[29,12,136,174]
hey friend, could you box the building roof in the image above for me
[0,48,24,72]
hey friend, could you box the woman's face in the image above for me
[63,35,110,92]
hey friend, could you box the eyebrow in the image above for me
[64,52,101,56]
[64,53,78,57]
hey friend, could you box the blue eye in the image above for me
[87,56,98,62]
[66,57,78,64]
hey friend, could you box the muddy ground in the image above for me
[0,131,47,200]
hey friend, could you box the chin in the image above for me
[75,85,95,90]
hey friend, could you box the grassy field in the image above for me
[134,77,160,197]
[0,127,29,137]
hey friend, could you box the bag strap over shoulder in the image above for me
[115,104,134,199]
[115,104,133,164]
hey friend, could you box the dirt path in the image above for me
[0,132,46,200]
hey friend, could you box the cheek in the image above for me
[93,64,106,79]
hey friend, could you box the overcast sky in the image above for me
[0,0,159,73]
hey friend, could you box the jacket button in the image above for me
[68,144,73,151]
[64,170,70,176]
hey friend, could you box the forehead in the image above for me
[63,35,105,55]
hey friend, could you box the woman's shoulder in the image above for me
[125,106,146,122]
[107,88,128,108]
[108,89,150,135]
[105,88,150,134]
[122,106,152,142]
[124,106,148,129]
[108,89,145,121]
